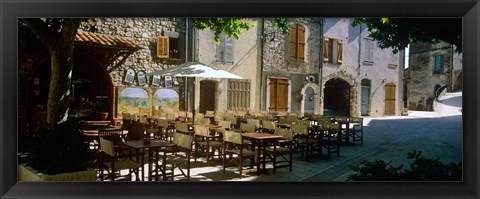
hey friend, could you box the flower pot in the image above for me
[18,164,97,181]
[97,112,109,120]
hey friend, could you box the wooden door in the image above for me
[361,86,370,116]
[385,84,396,115]
[269,78,289,112]
[200,80,216,114]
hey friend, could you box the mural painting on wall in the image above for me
[118,88,149,115]
[154,89,180,113]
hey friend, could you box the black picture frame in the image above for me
[3,0,479,199]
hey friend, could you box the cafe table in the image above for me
[241,132,283,175]
[82,126,126,150]
[123,139,175,181]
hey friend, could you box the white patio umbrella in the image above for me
[147,62,243,121]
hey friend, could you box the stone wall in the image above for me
[407,41,461,111]
[262,18,322,115]
[79,18,187,86]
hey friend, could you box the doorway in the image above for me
[385,83,396,115]
[324,78,350,116]
[361,79,371,116]
[199,80,216,114]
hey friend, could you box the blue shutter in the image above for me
[434,54,442,73]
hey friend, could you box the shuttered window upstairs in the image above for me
[216,34,234,65]
[289,24,305,60]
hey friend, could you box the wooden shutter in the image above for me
[277,79,289,111]
[297,25,305,59]
[269,78,289,112]
[290,24,297,58]
[216,34,226,63]
[157,36,169,58]
[269,79,277,111]
[324,38,329,62]
[224,38,234,64]
[385,84,396,115]
[433,54,443,74]
[337,40,343,64]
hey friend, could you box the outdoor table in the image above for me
[241,132,283,175]
[123,139,176,181]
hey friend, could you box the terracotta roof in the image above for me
[74,32,141,50]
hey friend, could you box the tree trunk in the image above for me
[20,18,81,125]
[47,42,74,124]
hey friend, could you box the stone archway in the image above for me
[324,78,351,116]
[300,83,320,117]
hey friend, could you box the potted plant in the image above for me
[18,120,97,181]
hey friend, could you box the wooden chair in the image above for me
[261,120,276,133]
[265,128,294,174]
[163,132,193,181]
[99,137,141,181]
[213,120,231,134]
[291,123,321,160]
[246,119,261,131]
[158,119,175,142]
[125,122,146,141]
[349,117,364,145]
[194,125,223,164]
[175,121,193,135]
[222,130,258,178]
[240,123,256,133]
[321,123,341,158]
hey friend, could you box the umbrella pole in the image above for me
[192,77,195,123]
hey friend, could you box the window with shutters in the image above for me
[157,36,181,60]
[323,38,343,64]
[228,79,250,110]
[216,34,234,65]
[433,54,444,74]
[363,38,374,64]
[268,78,289,112]
[289,24,305,60]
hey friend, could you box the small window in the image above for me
[363,38,374,64]
[216,34,234,65]
[289,24,305,60]
[323,37,343,64]
[157,36,181,60]
[433,54,443,74]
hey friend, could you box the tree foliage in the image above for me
[192,18,255,45]
[192,18,290,45]
[347,150,462,181]
[352,18,462,53]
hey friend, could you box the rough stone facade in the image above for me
[79,18,187,86]
[262,18,322,116]
[407,41,462,111]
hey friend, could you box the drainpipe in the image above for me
[260,18,265,111]
[318,18,324,115]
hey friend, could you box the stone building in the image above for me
[322,18,404,117]
[18,17,407,135]
[261,18,404,117]
[407,41,462,111]
[18,18,192,134]
[195,18,262,114]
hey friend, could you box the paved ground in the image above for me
[182,91,463,182]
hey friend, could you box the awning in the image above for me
[75,32,141,50]
[74,32,141,72]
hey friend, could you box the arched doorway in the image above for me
[199,80,217,114]
[361,79,371,116]
[324,78,350,116]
